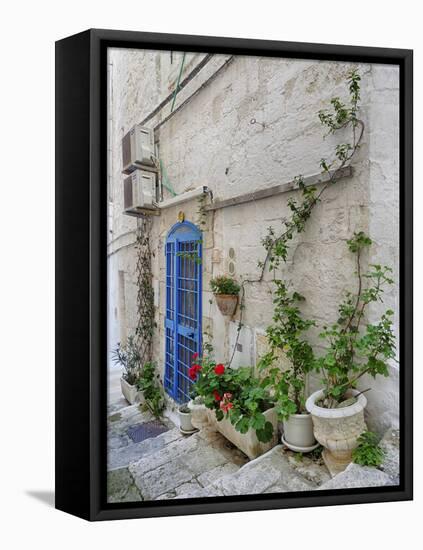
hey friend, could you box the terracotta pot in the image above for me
[209,407,278,460]
[215,294,238,316]
[282,413,316,451]
[306,389,367,476]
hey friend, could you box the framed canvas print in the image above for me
[55,29,413,521]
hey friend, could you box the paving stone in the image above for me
[208,445,316,496]
[179,445,228,476]
[155,480,204,500]
[134,457,195,500]
[107,468,143,503]
[109,427,184,470]
[283,448,331,485]
[128,432,201,475]
[318,462,396,490]
[197,462,240,487]
[379,427,400,484]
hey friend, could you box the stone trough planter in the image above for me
[208,407,278,460]
[120,377,145,406]
[306,389,367,476]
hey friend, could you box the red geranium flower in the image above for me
[214,364,225,376]
[188,364,202,380]
[192,352,199,360]
[220,401,233,413]
[213,390,222,402]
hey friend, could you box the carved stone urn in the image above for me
[306,389,367,477]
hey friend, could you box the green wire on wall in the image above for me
[160,159,177,197]
[171,52,186,113]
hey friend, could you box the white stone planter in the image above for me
[178,407,195,433]
[282,413,317,452]
[306,389,367,476]
[188,400,210,430]
[209,407,278,460]
[120,377,144,406]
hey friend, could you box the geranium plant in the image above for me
[190,347,275,443]
[316,232,396,407]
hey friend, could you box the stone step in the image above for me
[178,444,330,498]
[128,429,248,501]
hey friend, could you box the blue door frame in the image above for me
[164,221,202,403]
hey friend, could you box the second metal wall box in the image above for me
[123,170,158,216]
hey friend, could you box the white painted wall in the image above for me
[108,50,399,433]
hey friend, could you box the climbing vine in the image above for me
[135,215,156,369]
[228,69,365,366]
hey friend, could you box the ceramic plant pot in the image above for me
[215,294,238,316]
[282,413,317,452]
[306,389,367,476]
[178,407,195,433]
[209,407,278,460]
[188,400,210,430]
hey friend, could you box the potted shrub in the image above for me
[178,404,196,434]
[306,233,396,475]
[190,347,278,459]
[210,275,240,317]
[111,335,143,405]
[259,281,318,452]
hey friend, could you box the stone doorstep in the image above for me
[108,426,185,471]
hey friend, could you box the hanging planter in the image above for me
[210,275,240,317]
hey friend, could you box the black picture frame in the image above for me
[55,28,413,521]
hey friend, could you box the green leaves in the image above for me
[256,421,274,443]
[210,275,240,295]
[352,431,385,467]
[318,234,396,404]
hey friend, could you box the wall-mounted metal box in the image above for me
[121,125,156,175]
[123,170,158,216]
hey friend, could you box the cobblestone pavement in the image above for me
[107,397,399,502]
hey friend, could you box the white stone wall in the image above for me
[107,49,399,434]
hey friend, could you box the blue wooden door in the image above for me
[164,222,202,403]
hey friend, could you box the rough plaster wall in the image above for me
[108,50,399,433]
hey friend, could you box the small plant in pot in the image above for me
[178,404,196,434]
[111,335,142,405]
[259,281,318,452]
[306,232,396,475]
[210,275,240,317]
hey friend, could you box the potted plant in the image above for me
[136,362,164,418]
[306,232,396,475]
[259,281,318,452]
[210,275,240,317]
[190,347,278,459]
[111,335,143,405]
[178,404,196,434]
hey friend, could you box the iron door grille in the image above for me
[164,223,202,403]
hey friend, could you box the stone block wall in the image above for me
[107,49,399,434]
